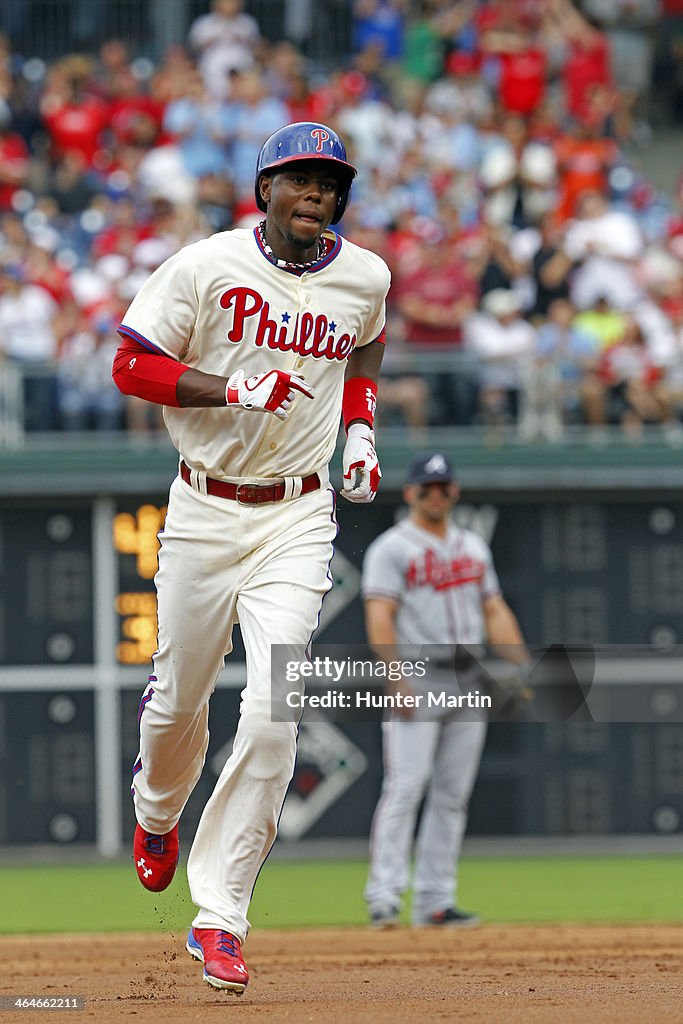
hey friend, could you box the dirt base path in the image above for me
[2,924,682,1023]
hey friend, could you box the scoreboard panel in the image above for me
[0,504,93,665]
[491,501,683,645]
[2,490,683,846]
[0,690,95,843]
[2,494,681,663]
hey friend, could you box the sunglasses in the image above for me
[416,482,452,498]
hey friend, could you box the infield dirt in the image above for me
[2,924,682,1023]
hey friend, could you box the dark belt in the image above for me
[434,650,477,671]
[180,460,320,504]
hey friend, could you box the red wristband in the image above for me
[343,376,377,431]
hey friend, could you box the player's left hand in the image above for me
[341,423,381,503]
[479,660,535,720]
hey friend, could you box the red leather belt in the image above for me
[180,460,320,504]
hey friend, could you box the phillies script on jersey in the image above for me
[116,228,390,479]
[405,552,486,591]
[220,287,355,361]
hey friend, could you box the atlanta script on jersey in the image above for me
[362,519,500,646]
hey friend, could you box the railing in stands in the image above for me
[0,362,24,448]
[4,0,352,65]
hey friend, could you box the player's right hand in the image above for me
[225,368,314,420]
[388,677,416,721]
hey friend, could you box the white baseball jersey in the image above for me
[362,518,500,646]
[119,228,390,479]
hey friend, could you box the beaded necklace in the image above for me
[258,220,327,271]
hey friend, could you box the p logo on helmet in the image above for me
[311,127,330,152]
[254,122,357,224]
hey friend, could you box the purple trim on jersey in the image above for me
[117,324,170,356]
[131,679,157,796]
[137,685,155,724]
[252,226,342,277]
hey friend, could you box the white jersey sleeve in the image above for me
[362,532,405,602]
[120,246,199,359]
[353,249,390,347]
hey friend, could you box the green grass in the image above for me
[1,856,682,934]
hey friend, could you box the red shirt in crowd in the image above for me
[0,132,29,210]
[498,47,546,115]
[395,257,479,347]
[599,343,660,388]
[555,134,618,221]
[109,94,165,145]
[42,93,111,165]
[92,221,154,260]
[26,264,73,305]
[563,34,611,121]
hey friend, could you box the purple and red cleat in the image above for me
[186,928,249,993]
[133,823,179,892]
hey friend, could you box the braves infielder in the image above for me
[362,452,528,928]
[112,122,390,993]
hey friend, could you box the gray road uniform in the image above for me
[363,517,500,924]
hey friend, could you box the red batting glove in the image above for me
[341,423,381,503]
[225,368,314,420]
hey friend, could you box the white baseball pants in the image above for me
[132,473,337,942]
[365,715,487,923]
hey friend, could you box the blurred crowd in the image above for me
[1,0,683,441]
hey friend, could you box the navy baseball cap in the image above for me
[406,452,455,484]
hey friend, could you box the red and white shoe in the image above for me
[186,928,249,993]
[133,823,179,892]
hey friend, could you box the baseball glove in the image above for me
[432,647,535,720]
[478,661,535,720]
[479,646,595,721]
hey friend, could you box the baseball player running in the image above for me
[112,122,390,993]
[363,453,529,928]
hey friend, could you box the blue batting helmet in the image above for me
[255,122,357,224]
